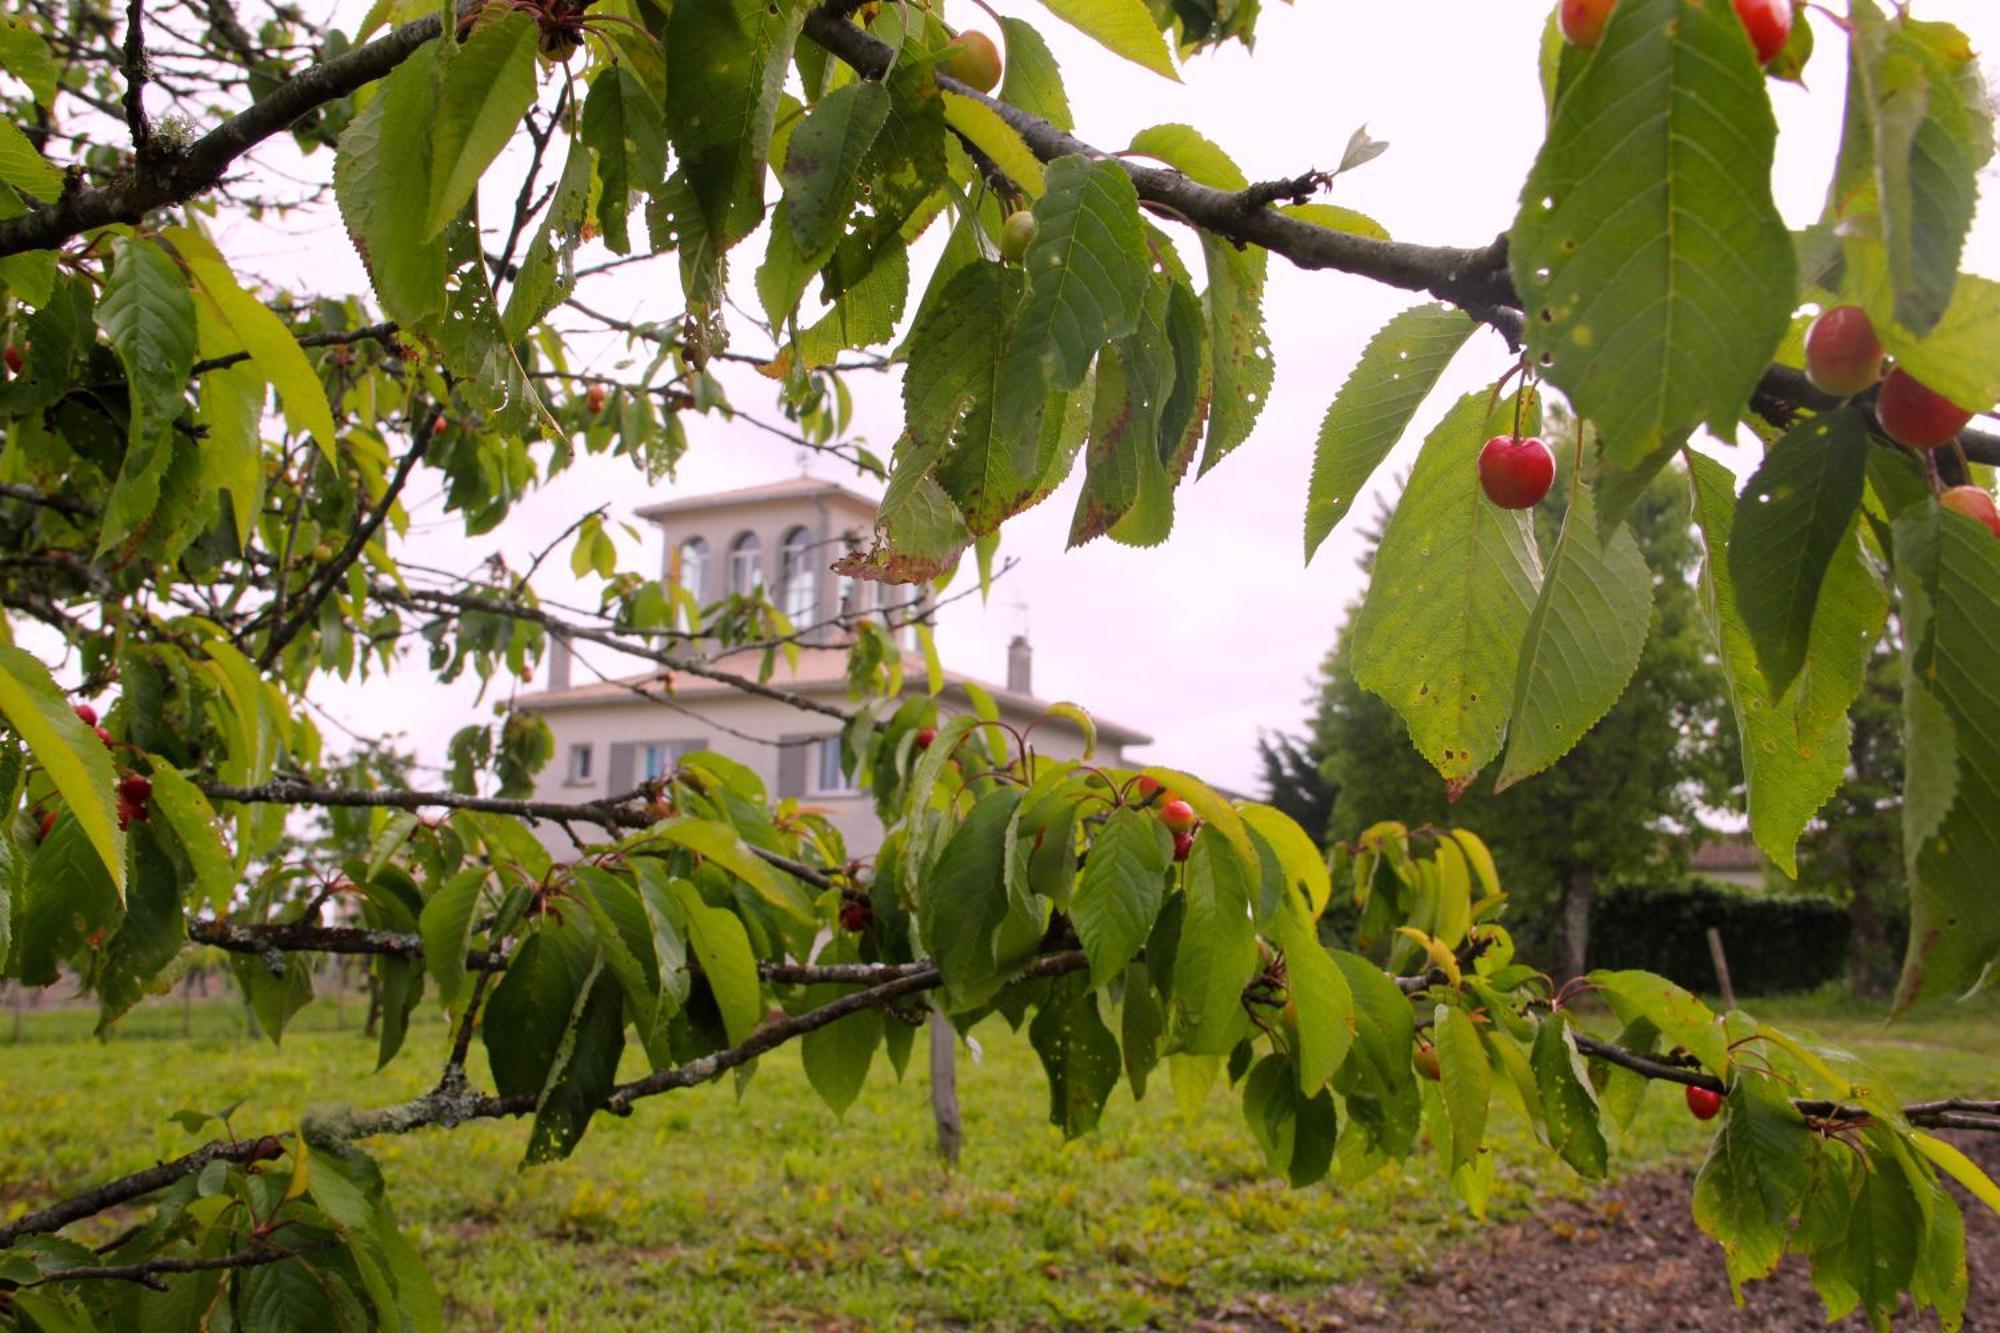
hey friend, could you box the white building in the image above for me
[520,477,1150,852]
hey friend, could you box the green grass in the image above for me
[3,987,1997,1329]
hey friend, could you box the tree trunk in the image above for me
[1847,890,1890,998]
[1558,870,1595,982]
[927,1010,963,1167]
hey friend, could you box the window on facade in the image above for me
[811,737,857,794]
[675,537,709,618]
[566,743,593,783]
[779,526,816,622]
[727,532,763,596]
[641,739,704,781]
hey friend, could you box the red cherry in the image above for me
[941,31,1002,92]
[2,345,22,375]
[1477,435,1557,510]
[1171,830,1194,863]
[72,702,98,727]
[36,810,55,842]
[1685,1084,1724,1121]
[1158,798,1196,834]
[94,725,113,747]
[585,384,607,415]
[1803,306,1884,398]
[838,899,871,932]
[915,728,936,751]
[118,773,152,804]
[1135,775,1163,801]
[1875,368,1974,449]
[1940,486,2000,540]
[431,416,448,437]
[1558,0,1616,48]
[1732,0,1791,66]
[1413,1041,1442,1082]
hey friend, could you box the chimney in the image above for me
[548,634,572,691]
[1006,635,1032,696]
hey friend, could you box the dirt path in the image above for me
[1199,1136,2000,1331]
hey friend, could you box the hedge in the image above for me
[1588,880,1850,997]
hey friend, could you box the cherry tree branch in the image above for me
[23,1239,339,1291]
[0,1135,286,1249]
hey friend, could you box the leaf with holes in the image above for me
[1029,972,1123,1138]
[1512,0,1793,494]
[1497,476,1651,790]
[783,80,892,255]
[1349,389,1544,791]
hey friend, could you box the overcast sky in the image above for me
[236,0,2000,796]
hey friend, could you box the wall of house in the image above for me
[528,689,1121,858]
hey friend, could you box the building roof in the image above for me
[633,475,882,521]
[522,645,1153,747]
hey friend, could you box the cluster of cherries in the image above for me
[37,703,153,838]
[1133,776,1198,862]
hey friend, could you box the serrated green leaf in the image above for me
[1912,1131,2000,1220]
[0,19,58,110]
[424,12,537,238]
[1072,806,1170,987]
[418,867,485,1009]
[784,80,893,254]
[1689,451,1885,877]
[483,926,590,1101]
[652,817,813,931]
[1891,504,2000,1006]
[166,226,338,457]
[1034,0,1177,80]
[1497,476,1651,789]
[940,90,1043,196]
[1028,971,1122,1138]
[580,64,666,256]
[1433,1005,1489,1175]
[0,647,122,897]
[525,960,624,1164]
[1171,832,1256,1055]
[0,117,60,201]
[1531,1013,1607,1179]
[998,17,1071,130]
[1270,895,1352,1096]
[665,877,762,1046]
[146,767,233,913]
[1348,389,1544,791]
[1692,1078,1813,1292]
[502,134,594,339]
[98,234,196,461]
[665,0,803,248]
[1303,303,1477,562]
[1727,410,1872,699]
[335,47,446,328]
[1069,266,1176,547]
[1512,0,1793,473]
[1844,238,2000,421]
[800,956,882,1118]
[1588,968,1731,1076]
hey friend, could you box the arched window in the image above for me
[674,537,708,629]
[727,531,763,596]
[779,526,816,621]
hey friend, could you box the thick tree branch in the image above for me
[0,1135,286,1249]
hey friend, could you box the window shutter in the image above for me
[777,736,809,798]
[606,742,636,794]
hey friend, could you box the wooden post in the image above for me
[1706,926,1737,1010]
[927,1009,963,1166]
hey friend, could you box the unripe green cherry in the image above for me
[999,210,1037,263]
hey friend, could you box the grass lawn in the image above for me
[3,986,1997,1329]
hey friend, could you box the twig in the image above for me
[122,0,155,159]
[0,1135,286,1249]
[26,1239,339,1291]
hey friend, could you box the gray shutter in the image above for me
[607,742,636,795]
[777,736,809,798]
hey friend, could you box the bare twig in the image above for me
[26,1240,339,1291]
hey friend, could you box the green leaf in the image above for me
[1330,950,1420,1159]
[96,823,186,1030]
[1531,1013,1608,1179]
[165,226,337,454]
[1433,1005,1490,1175]
[1348,389,1544,792]
[501,134,594,339]
[940,91,1043,197]
[525,961,625,1165]
[98,233,196,454]
[1692,1077,1813,1293]
[665,0,803,248]
[1891,504,2000,1005]
[482,926,590,1101]
[1512,0,1793,478]
[0,116,61,201]
[783,81,892,254]
[1496,474,1651,790]
[800,978,882,1118]
[1034,0,1178,81]
[579,65,666,256]
[1120,961,1164,1098]
[1170,831,1257,1055]
[1850,4,1991,333]
[0,646,123,896]
[1911,1130,2000,1220]
[1269,895,1353,1096]
[1588,968,1731,1076]
[335,48,446,328]
[424,12,538,238]
[1068,266,1177,547]
[306,1144,444,1332]
[652,817,813,931]
[665,877,763,1046]
[1028,971,1122,1138]
[1303,304,1477,562]
[0,18,59,110]
[1843,240,2000,418]
[418,867,485,1009]
[998,17,1072,130]
[1726,410,1872,699]
[1238,803,1331,919]
[1071,805,1171,986]
[1689,451,1885,877]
